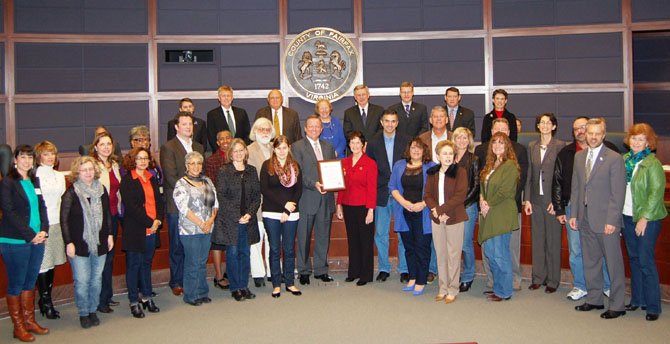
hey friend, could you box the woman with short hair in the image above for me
[315,99,346,158]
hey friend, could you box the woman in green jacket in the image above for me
[478,132,520,301]
[621,123,667,321]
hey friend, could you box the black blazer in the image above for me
[475,141,528,212]
[254,106,303,144]
[60,186,112,257]
[0,176,49,242]
[167,116,208,152]
[481,109,518,143]
[387,101,429,138]
[213,163,261,246]
[366,132,410,206]
[206,106,251,150]
[120,173,165,253]
[343,103,384,142]
[446,105,476,135]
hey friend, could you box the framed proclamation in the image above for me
[317,159,346,191]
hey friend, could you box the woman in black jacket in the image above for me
[260,136,303,298]
[213,138,261,301]
[120,147,164,318]
[60,156,113,329]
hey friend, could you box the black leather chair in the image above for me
[0,144,12,178]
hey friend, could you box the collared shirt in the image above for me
[359,104,369,117]
[402,102,412,115]
[176,135,193,154]
[221,105,236,132]
[306,136,322,159]
[587,143,604,170]
[271,107,283,136]
[383,133,395,170]
[431,130,448,163]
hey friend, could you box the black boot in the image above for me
[36,269,60,319]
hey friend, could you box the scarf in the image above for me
[184,174,216,209]
[272,159,297,188]
[73,179,104,254]
[625,147,651,183]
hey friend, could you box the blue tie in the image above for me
[404,104,410,117]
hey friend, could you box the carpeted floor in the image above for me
[1,273,668,344]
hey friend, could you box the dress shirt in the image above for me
[307,136,323,160]
[402,102,412,116]
[431,130,448,163]
[539,145,547,196]
[222,106,236,134]
[383,133,395,170]
[272,107,283,136]
[176,135,194,154]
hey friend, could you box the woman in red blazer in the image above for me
[336,131,377,285]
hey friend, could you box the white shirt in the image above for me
[539,145,547,196]
[359,104,369,118]
[306,136,322,160]
[271,107,283,136]
[221,106,236,131]
[623,162,641,216]
[438,171,445,205]
[35,165,66,224]
[431,130,448,163]
[586,144,604,171]
[176,135,193,153]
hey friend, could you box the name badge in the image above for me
[159,186,164,194]
[34,188,42,195]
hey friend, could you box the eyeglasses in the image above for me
[79,167,95,173]
[136,156,150,161]
[132,137,150,143]
[257,127,272,133]
[187,162,203,166]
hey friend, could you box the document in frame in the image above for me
[317,159,346,191]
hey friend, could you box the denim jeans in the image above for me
[400,211,432,285]
[482,232,513,298]
[264,218,298,288]
[566,204,610,291]
[167,213,184,289]
[0,243,45,296]
[460,203,479,283]
[99,214,119,308]
[70,253,106,316]
[622,215,662,314]
[375,196,407,273]
[126,234,156,303]
[181,233,211,304]
[226,224,251,292]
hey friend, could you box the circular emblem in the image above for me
[284,27,359,103]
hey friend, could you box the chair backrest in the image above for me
[516,132,537,149]
[605,131,629,154]
[78,144,91,156]
[0,144,12,178]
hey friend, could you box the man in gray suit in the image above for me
[569,117,626,319]
[255,89,302,144]
[160,112,205,296]
[292,115,337,285]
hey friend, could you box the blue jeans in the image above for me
[460,203,478,283]
[483,232,513,298]
[375,196,407,273]
[622,215,662,314]
[125,234,156,303]
[264,218,298,288]
[566,204,610,291]
[400,211,432,285]
[0,243,45,296]
[167,213,184,289]
[70,253,106,316]
[181,233,211,304]
[99,214,119,308]
[226,224,251,292]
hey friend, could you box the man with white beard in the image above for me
[247,118,275,287]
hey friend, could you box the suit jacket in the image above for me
[255,106,303,144]
[445,105,476,135]
[481,109,518,143]
[119,173,165,252]
[569,145,625,233]
[387,102,429,138]
[366,132,410,206]
[291,138,336,215]
[524,137,566,205]
[418,130,450,162]
[343,103,384,141]
[206,106,251,150]
[475,140,528,212]
[159,137,205,214]
[167,116,208,152]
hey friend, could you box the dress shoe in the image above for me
[80,316,92,329]
[356,281,367,286]
[140,299,160,313]
[376,271,389,282]
[108,300,120,307]
[646,314,659,321]
[272,288,281,298]
[213,277,229,290]
[444,296,456,304]
[487,294,511,302]
[412,288,425,296]
[434,294,446,302]
[171,287,184,296]
[575,303,605,311]
[151,292,158,297]
[286,286,302,296]
[243,288,256,299]
[459,281,472,292]
[483,290,494,295]
[232,290,246,302]
[185,299,203,306]
[198,297,212,304]
[427,272,435,284]
[315,274,335,282]
[625,304,639,311]
[400,273,409,283]
[528,283,542,290]
[88,313,100,326]
[345,277,356,282]
[545,286,557,294]
[97,305,113,313]
[253,277,266,288]
[600,310,626,319]
[130,303,145,318]
[299,274,311,285]
[402,285,415,292]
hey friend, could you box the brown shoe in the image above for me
[528,283,542,290]
[171,287,184,296]
[434,294,446,302]
[545,286,557,294]
[427,273,435,284]
[444,296,456,304]
[20,291,49,335]
[7,295,35,342]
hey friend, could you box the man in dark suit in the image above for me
[343,84,384,142]
[167,98,208,151]
[444,87,476,136]
[366,110,410,282]
[569,117,627,319]
[206,85,251,150]
[159,112,205,296]
[292,115,337,285]
[475,117,528,290]
[386,81,429,138]
[255,89,302,144]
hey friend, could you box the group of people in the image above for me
[0,82,666,341]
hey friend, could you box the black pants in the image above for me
[343,205,374,283]
[401,210,432,285]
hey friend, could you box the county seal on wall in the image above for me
[284,27,359,103]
